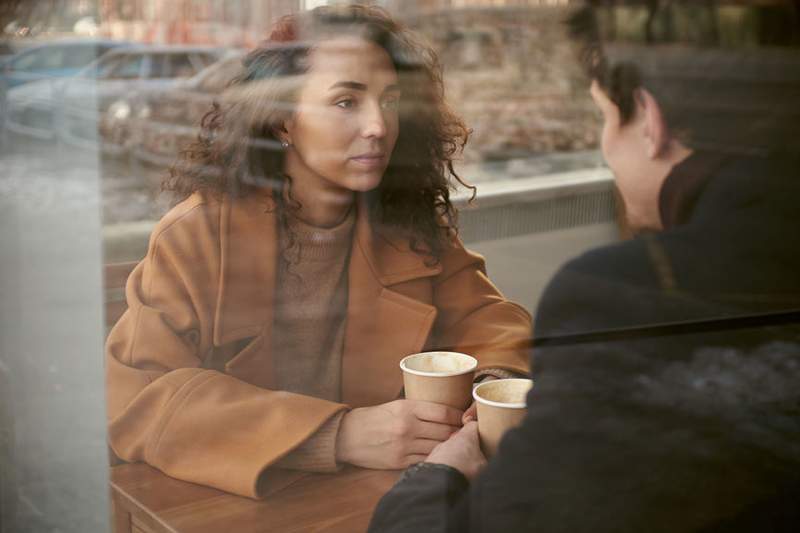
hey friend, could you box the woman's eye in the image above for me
[381,97,400,110]
[335,99,355,109]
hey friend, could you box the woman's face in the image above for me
[283,36,400,196]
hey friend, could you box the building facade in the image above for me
[98,0,301,46]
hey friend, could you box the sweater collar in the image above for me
[282,205,356,263]
[214,191,441,345]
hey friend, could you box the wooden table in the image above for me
[110,464,400,533]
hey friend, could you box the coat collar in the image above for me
[214,192,442,346]
[658,150,728,229]
[351,194,443,286]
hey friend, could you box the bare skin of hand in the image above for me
[335,399,463,469]
[462,401,477,424]
[426,421,487,481]
[462,375,499,424]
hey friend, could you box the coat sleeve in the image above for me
[431,236,532,376]
[105,203,346,498]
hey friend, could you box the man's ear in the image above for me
[637,88,669,159]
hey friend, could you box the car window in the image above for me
[61,45,107,70]
[9,50,41,71]
[11,47,65,71]
[148,53,197,79]
[8,44,114,73]
[191,53,218,71]
[105,54,143,80]
[89,55,125,79]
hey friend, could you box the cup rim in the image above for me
[472,378,533,409]
[399,351,478,378]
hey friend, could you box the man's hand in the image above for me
[462,375,500,424]
[335,399,462,469]
[426,421,486,481]
[462,401,477,424]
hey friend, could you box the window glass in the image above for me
[60,44,106,70]
[105,54,142,80]
[191,52,218,71]
[9,50,39,71]
[90,55,124,79]
[3,2,798,532]
[148,53,196,78]
[197,56,242,93]
[11,47,64,71]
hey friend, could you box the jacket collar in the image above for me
[214,191,441,346]
[658,151,728,229]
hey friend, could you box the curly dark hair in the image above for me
[163,4,473,262]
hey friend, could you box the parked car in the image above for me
[122,51,244,168]
[0,39,125,90]
[0,41,16,63]
[3,45,222,148]
[0,39,127,147]
[2,75,61,140]
[59,45,223,152]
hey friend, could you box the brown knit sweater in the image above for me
[271,206,520,472]
[272,207,355,472]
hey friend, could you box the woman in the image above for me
[106,5,531,499]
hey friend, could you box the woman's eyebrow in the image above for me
[328,81,401,93]
[329,81,367,91]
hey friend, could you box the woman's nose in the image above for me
[360,101,387,139]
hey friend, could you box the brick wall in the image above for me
[398,5,600,164]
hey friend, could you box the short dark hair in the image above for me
[568,0,800,155]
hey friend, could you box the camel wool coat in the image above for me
[105,190,531,498]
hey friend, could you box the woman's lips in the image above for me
[350,153,386,169]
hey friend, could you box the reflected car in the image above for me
[0,39,126,139]
[0,38,124,90]
[124,51,244,168]
[4,45,222,146]
[0,41,16,63]
[3,75,63,139]
[59,45,223,153]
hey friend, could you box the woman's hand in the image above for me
[426,421,487,481]
[335,399,463,469]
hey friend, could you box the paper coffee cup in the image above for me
[473,378,533,457]
[400,351,478,410]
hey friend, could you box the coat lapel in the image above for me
[341,198,443,407]
[212,192,443,405]
[214,192,277,387]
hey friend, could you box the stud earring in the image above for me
[281,140,291,148]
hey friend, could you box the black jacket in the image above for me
[369,153,800,533]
